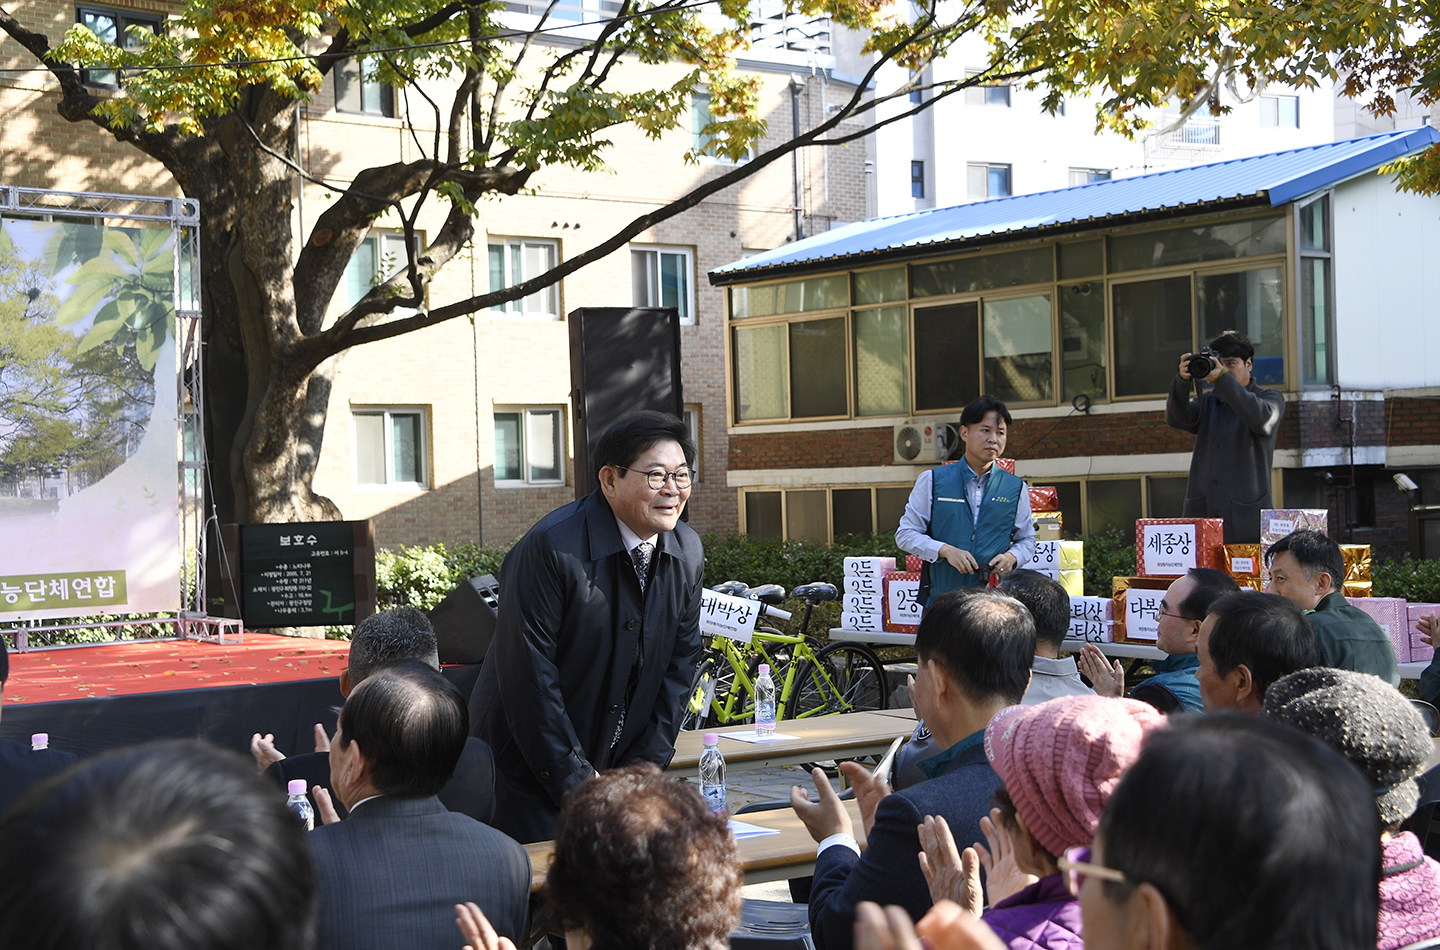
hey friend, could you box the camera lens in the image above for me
[1186,354,1213,378]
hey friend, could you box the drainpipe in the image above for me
[790,75,805,242]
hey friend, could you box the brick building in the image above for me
[0,0,874,549]
[710,129,1440,560]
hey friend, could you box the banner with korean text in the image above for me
[0,217,180,621]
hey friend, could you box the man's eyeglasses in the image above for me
[618,467,693,490]
[1058,847,1128,897]
[1157,606,1193,621]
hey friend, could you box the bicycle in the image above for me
[679,581,888,732]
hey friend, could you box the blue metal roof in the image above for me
[709,127,1440,284]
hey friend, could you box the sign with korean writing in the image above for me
[887,577,923,626]
[229,521,375,627]
[1125,588,1164,642]
[0,571,127,610]
[843,575,884,596]
[700,589,761,643]
[1142,523,1197,574]
[1067,595,1113,642]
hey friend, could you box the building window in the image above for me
[1259,95,1299,128]
[683,404,703,480]
[353,409,427,487]
[967,163,1012,199]
[908,71,924,104]
[910,161,925,198]
[1298,194,1333,386]
[692,91,750,162]
[1068,167,1112,186]
[630,246,695,324]
[342,230,419,310]
[77,6,162,87]
[336,56,395,117]
[742,485,914,543]
[488,238,560,320]
[494,407,565,486]
[964,70,1011,106]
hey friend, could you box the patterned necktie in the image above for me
[631,542,653,593]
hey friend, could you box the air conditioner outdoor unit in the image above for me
[893,419,955,464]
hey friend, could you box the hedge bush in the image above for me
[1374,555,1440,603]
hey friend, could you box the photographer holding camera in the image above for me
[1166,330,1285,543]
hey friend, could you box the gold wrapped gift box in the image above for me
[1340,544,1372,598]
[1223,544,1264,591]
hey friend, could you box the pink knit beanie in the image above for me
[983,696,1168,857]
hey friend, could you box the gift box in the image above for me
[1340,544,1372,598]
[842,591,883,614]
[1034,511,1063,542]
[1059,569,1084,597]
[1259,509,1329,586]
[1022,540,1060,579]
[1059,540,1083,572]
[843,574,885,596]
[1029,486,1059,512]
[839,612,884,633]
[995,458,1016,474]
[844,556,896,576]
[883,570,923,633]
[905,555,923,574]
[1409,604,1439,664]
[1135,519,1225,576]
[1223,544,1263,587]
[1068,595,1114,642]
[1113,576,1176,643]
[1351,597,1408,663]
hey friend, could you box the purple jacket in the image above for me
[982,874,1084,950]
[1379,832,1440,950]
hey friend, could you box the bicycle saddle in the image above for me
[711,580,749,596]
[744,583,788,605]
[791,582,838,603]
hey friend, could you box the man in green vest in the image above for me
[896,395,1036,605]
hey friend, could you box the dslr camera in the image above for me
[1186,348,1221,379]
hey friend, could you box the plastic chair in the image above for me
[728,899,815,950]
[1396,937,1440,950]
[1412,700,1440,739]
[1402,762,1440,860]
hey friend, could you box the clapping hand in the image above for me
[791,767,854,843]
[455,902,517,950]
[1077,645,1124,698]
[918,815,983,915]
[839,760,892,838]
[970,808,1037,906]
[854,901,1007,950]
[1418,613,1438,648]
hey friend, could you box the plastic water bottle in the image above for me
[30,733,48,751]
[755,664,777,737]
[286,779,314,831]
[699,734,727,815]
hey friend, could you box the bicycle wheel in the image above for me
[679,656,721,732]
[783,642,888,720]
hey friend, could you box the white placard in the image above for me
[844,574,885,595]
[1125,588,1164,641]
[1023,540,1060,572]
[840,611,884,631]
[842,591,883,613]
[1069,595,1113,622]
[1068,616,1114,642]
[1230,556,1255,574]
[700,589,761,643]
[1142,523,1197,574]
[844,556,896,576]
[887,578,923,625]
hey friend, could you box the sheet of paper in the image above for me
[699,588,761,644]
[728,819,783,839]
[718,730,801,743]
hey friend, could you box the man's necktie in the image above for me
[631,542,653,593]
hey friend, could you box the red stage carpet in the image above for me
[3,634,351,706]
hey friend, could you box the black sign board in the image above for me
[219,521,376,627]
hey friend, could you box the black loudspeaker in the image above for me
[569,307,684,499]
[428,574,500,665]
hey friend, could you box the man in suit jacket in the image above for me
[791,589,1036,950]
[0,637,76,815]
[310,661,530,950]
[470,411,704,843]
[251,607,496,823]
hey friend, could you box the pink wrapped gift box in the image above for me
[1351,597,1408,663]
[1410,604,1440,664]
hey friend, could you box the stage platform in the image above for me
[1,635,481,761]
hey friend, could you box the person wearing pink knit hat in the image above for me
[917,696,1168,950]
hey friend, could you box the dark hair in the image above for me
[1208,329,1255,362]
[592,410,695,481]
[915,590,1035,705]
[549,763,741,950]
[1265,530,1343,594]
[0,740,316,950]
[336,660,468,798]
[348,607,439,683]
[1206,593,1319,701]
[1186,567,1239,594]
[1098,714,1379,950]
[997,569,1070,651]
[1178,585,1231,623]
[959,395,1012,428]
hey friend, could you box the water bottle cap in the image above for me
[287,780,307,795]
[759,664,770,674]
[31,733,47,747]
[703,733,719,745]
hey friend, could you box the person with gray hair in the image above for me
[1263,667,1440,949]
[250,607,496,822]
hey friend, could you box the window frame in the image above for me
[342,229,423,312]
[691,89,753,164]
[1295,192,1335,388]
[76,5,163,88]
[683,403,703,480]
[738,484,918,543]
[1068,167,1112,186]
[1259,94,1300,128]
[964,70,1012,107]
[351,407,429,490]
[487,237,562,320]
[911,160,925,199]
[630,244,697,325]
[335,55,397,118]
[967,162,1013,200]
[492,406,567,488]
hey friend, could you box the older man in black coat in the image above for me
[470,411,704,843]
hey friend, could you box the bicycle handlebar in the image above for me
[757,603,792,622]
